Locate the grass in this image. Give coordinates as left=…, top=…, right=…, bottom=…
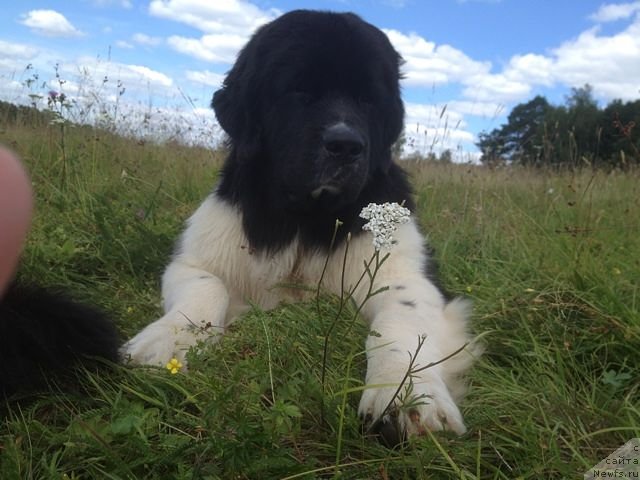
left=0, top=109, right=639, bottom=479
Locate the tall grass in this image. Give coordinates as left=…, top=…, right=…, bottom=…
left=0, top=107, right=638, bottom=479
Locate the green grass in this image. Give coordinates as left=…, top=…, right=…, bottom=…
left=1, top=114, right=638, bottom=479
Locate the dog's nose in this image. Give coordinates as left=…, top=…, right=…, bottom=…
left=323, top=124, right=365, bottom=159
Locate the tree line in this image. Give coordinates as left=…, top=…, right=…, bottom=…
left=477, top=85, right=640, bottom=168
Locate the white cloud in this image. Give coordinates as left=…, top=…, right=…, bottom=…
left=462, top=72, right=532, bottom=102
left=149, top=0, right=278, bottom=35
left=589, top=1, right=640, bottom=22
left=186, top=69, right=225, bottom=87
left=167, top=34, right=245, bottom=63
left=384, top=2, right=640, bottom=106
left=0, top=78, right=23, bottom=96
left=20, top=10, right=84, bottom=38
left=0, top=40, right=39, bottom=60
left=128, top=65, right=173, bottom=87
left=116, top=40, right=134, bottom=49
left=387, top=31, right=556, bottom=104
left=505, top=53, right=554, bottom=86
left=384, top=29, right=490, bottom=87
left=132, top=33, right=163, bottom=47
left=91, top=0, right=133, bottom=8
left=149, top=0, right=279, bottom=64
left=115, top=33, right=163, bottom=50
left=384, top=29, right=532, bottom=103
left=550, top=20, right=640, bottom=100
left=0, top=40, right=41, bottom=86
left=447, top=100, right=505, bottom=118
left=406, top=102, right=466, bottom=128
left=457, top=11, right=640, bottom=103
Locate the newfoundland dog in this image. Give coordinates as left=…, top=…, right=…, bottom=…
left=123, top=10, right=479, bottom=440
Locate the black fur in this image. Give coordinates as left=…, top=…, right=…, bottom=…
left=0, top=283, right=119, bottom=395
left=213, top=10, right=413, bottom=252
left=423, top=245, right=455, bottom=301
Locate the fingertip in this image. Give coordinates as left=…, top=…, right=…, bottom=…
left=0, top=147, right=33, bottom=293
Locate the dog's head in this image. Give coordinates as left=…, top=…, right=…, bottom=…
left=213, top=10, right=404, bottom=214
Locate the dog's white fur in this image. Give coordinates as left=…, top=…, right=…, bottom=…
left=123, top=192, right=478, bottom=435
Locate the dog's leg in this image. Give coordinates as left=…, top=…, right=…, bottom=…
left=122, top=260, right=229, bottom=366
left=346, top=222, right=478, bottom=440
left=359, top=291, right=474, bottom=438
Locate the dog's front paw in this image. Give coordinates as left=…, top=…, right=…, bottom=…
left=121, top=313, right=208, bottom=366
left=358, top=369, right=466, bottom=446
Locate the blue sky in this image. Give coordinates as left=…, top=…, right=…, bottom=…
left=2, top=1, right=640, bottom=159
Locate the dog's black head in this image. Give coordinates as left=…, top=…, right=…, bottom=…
left=214, top=10, right=412, bottom=251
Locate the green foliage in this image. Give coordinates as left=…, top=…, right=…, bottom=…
left=0, top=100, right=56, bottom=127
left=477, top=85, right=640, bottom=167
left=0, top=108, right=639, bottom=478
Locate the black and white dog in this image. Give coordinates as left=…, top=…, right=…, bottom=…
left=123, top=10, right=479, bottom=438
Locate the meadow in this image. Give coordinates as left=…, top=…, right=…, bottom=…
left=0, top=105, right=638, bottom=479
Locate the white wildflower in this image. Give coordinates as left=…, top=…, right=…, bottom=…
left=359, top=202, right=411, bottom=251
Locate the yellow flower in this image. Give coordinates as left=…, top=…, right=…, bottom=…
left=166, top=358, right=183, bottom=374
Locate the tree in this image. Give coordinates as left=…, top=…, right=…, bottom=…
left=501, top=95, right=551, bottom=165
left=477, top=95, right=550, bottom=165
left=565, top=84, right=597, bottom=109
left=564, top=84, right=601, bottom=165
left=600, top=99, right=640, bottom=166
left=477, top=128, right=507, bottom=164
left=476, top=84, right=640, bottom=168
left=439, top=149, right=453, bottom=163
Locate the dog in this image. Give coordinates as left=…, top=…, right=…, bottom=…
left=123, top=10, right=479, bottom=441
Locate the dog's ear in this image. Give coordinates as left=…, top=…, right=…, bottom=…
left=377, top=95, right=404, bottom=172
left=387, top=97, right=404, bottom=147
left=211, top=52, right=261, bottom=158
left=212, top=85, right=243, bottom=139
left=387, top=52, right=405, bottom=148
left=378, top=46, right=405, bottom=171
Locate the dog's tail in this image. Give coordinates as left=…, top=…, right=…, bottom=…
left=0, top=282, right=120, bottom=395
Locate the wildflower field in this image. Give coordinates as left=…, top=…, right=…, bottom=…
left=0, top=106, right=639, bottom=479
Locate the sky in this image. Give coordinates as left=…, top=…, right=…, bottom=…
left=2, top=0, right=640, bottom=159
